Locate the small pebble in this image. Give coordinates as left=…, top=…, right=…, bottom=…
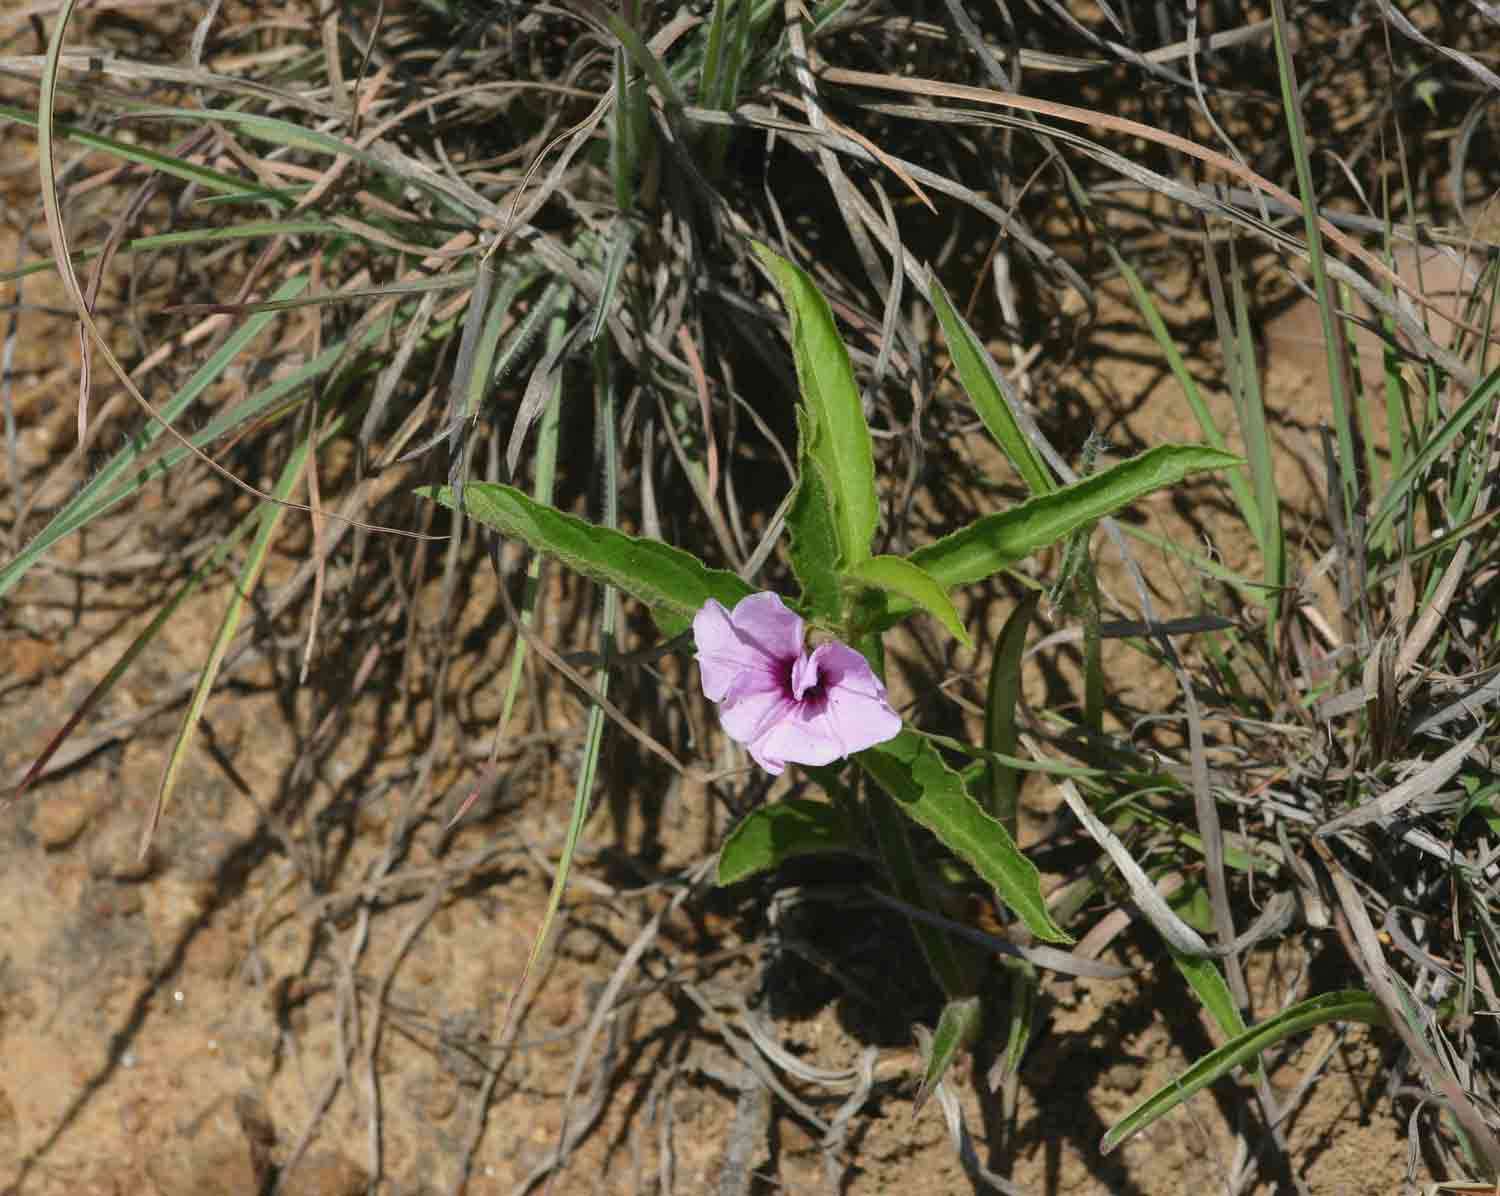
left=1103, top=1061, right=1144, bottom=1094
left=405, top=1069, right=458, bottom=1123
left=31, top=794, right=91, bottom=850
left=88, top=820, right=158, bottom=882
left=278, top=1150, right=369, bottom=1196
left=0, top=1084, right=16, bottom=1141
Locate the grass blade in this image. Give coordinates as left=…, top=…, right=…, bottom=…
left=0, top=273, right=310, bottom=601
left=929, top=275, right=1053, bottom=495
left=1101, top=990, right=1386, bottom=1154
left=141, top=422, right=312, bottom=853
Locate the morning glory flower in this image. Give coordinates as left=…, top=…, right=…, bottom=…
left=692, top=592, right=902, bottom=775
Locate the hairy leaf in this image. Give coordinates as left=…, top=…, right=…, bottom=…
left=910, top=444, right=1241, bottom=596
left=424, top=482, right=753, bottom=636
left=916, top=996, right=983, bottom=1115
left=717, top=798, right=860, bottom=885
left=858, top=730, right=1070, bottom=944
left=786, top=417, right=844, bottom=622
left=848, top=554, right=971, bottom=646
left=753, top=243, right=878, bottom=568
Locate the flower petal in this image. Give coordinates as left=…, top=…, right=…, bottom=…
left=694, top=599, right=763, bottom=701
left=790, top=649, right=821, bottom=701
left=695, top=594, right=900, bottom=776
left=728, top=592, right=805, bottom=663
left=746, top=740, right=788, bottom=776
left=805, top=642, right=902, bottom=757
left=750, top=707, right=847, bottom=771
left=817, top=679, right=903, bottom=757
left=811, top=642, right=888, bottom=697
left=719, top=684, right=796, bottom=753
left=693, top=593, right=802, bottom=703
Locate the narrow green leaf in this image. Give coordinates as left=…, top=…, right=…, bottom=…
left=752, top=243, right=878, bottom=568
left=1226, top=242, right=1285, bottom=644
left=1166, top=879, right=1219, bottom=933
left=492, top=307, right=570, bottom=747
left=423, top=482, right=753, bottom=635
left=0, top=103, right=293, bottom=203
left=858, top=730, right=1071, bottom=945
left=786, top=416, right=843, bottom=621
left=590, top=219, right=638, bottom=341
left=1112, top=245, right=1262, bottom=538
left=1101, top=990, right=1386, bottom=1155
left=1171, top=947, right=1258, bottom=1085
left=848, top=554, right=971, bottom=646
left=984, top=594, right=1039, bottom=827
left=0, top=219, right=338, bottom=285
left=998, top=959, right=1038, bottom=1105
left=172, top=271, right=478, bottom=315
left=573, top=0, right=684, bottom=111
left=498, top=338, right=621, bottom=1045
left=1268, top=0, right=1360, bottom=522
left=717, top=798, right=860, bottom=885
left=0, top=273, right=312, bottom=602
left=908, top=445, right=1241, bottom=598
left=700, top=0, right=733, bottom=107
left=915, top=996, right=983, bottom=1115
left=1368, top=364, right=1500, bottom=538
left=143, top=425, right=312, bottom=852
left=134, top=104, right=389, bottom=172
left=1171, top=952, right=1248, bottom=1039
left=929, top=276, right=1053, bottom=495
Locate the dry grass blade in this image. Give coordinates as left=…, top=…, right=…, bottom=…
left=1317, top=730, right=1483, bottom=836
left=817, top=67, right=1492, bottom=339
left=1313, top=837, right=1500, bottom=1171
left=1044, top=761, right=1212, bottom=958
left=29, top=6, right=445, bottom=543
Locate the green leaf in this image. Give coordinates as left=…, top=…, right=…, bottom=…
left=498, top=339, right=626, bottom=1047
left=424, top=482, right=753, bottom=636
left=1101, top=990, right=1386, bottom=1155
left=983, top=594, right=1038, bottom=826
left=915, top=996, right=983, bottom=1115
left=786, top=419, right=844, bottom=622
left=867, top=783, right=979, bottom=999
left=144, top=419, right=314, bottom=852
left=998, top=958, right=1038, bottom=1098
left=858, top=730, right=1071, bottom=944
left=0, top=103, right=296, bottom=204
left=717, top=798, right=860, bottom=885
left=0, top=273, right=313, bottom=602
left=929, top=276, right=1054, bottom=496
left=1171, top=952, right=1247, bottom=1039
left=848, top=554, right=972, bottom=647
left=909, top=444, right=1241, bottom=597
left=1167, top=879, right=1218, bottom=935
left=752, top=243, right=878, bottom=568
left=1367, top=364, right=1500, bottom=539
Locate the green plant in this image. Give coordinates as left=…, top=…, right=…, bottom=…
left=425, top=244, right=1240, bottom=1090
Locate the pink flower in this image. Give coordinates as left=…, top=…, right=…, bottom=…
left=693, top=593, right=902, bottom=775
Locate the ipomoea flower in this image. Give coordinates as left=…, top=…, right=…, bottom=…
left=693, top=592, right=901, bottom=775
